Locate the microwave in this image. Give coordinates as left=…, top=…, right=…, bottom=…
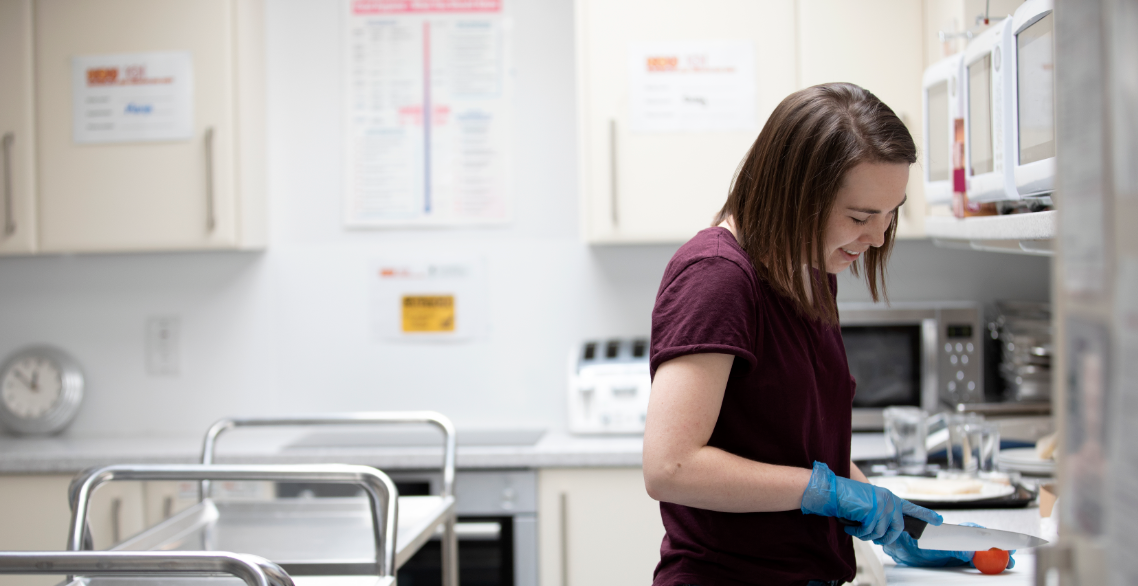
left=839, top=301, right=984, bottom=430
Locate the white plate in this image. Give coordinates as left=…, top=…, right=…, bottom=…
left=999, top=447, right=1057, bottom=474
left=869, top=475, right=1016, bottom=502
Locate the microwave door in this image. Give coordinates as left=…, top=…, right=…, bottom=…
left=843, top=325, right=924, bottom=430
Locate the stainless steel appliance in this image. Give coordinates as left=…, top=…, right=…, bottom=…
left=385, top=468, right=537, bottom=586
left=988, top=301, right=1052, bottom=402
left=282, top=429, right=542, bottom=586
left=840, top=302, right=984, bottom=430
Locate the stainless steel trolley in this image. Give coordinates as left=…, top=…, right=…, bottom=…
left=69, top=464, right=400, bottom=586
left=0, top=550, right=294, bottom=586
left=74, top=412, right=458, bottom=586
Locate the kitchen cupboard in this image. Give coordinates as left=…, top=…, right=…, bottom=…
left=797, top=0, right=927, bottom=238
left=576, top=0, right=928, bottom=243
left=0, top=0, right=38, bottom=254
left=575, top=0, right=799, bottom=244
left=0, top=0, right=266, bottom=256
left=537, top=467, right=664, bottom=586
left=0, top=475, right=151, bottom=586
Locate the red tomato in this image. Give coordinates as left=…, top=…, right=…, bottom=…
left=972, top=548, right=1010, bottom=575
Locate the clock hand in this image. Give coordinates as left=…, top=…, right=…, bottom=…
left=29, top=369, right=39, bottom=392
left=12, top=369, right=33, bottom=389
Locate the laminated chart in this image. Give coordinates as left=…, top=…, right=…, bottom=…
left=344, top=0, right=512, bottom=226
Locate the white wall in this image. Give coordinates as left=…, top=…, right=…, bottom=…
left=0, top=0, right=1051, bottom=437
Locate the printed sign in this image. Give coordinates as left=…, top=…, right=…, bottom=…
left=628, top=41, right=756, bottom=133
left=371, top=258, right=485, bottom=341
left=72, top=52, right=194, bottom=144
left=402, top=295, right=456, bottom=332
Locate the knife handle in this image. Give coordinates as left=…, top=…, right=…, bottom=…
left=836, top=515, right=929, bottom=539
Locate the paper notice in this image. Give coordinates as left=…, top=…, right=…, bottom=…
left=371, top=258, right=485, bottom=341
left=628, top=40, right=756, bottom=133
left=72, top=52, right=193, bottom=144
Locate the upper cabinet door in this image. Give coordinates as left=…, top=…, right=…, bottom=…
left=577, top=0, right=799, bottom=243
left=797, top=0, right=926, bottom=237
left=0, top=0, right=39, bottom=254
left=34, top=0, right=239, bottom=253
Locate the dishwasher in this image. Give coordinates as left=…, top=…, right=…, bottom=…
left=69, top=412, right=459, bottom=586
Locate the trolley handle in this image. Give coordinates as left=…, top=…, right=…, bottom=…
left=66, top=463, right=398, bottom=580
left=0, top=551, right=294, bottom=586
left=201, top=411, right=457, bottom=498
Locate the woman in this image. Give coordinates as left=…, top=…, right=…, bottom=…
left=642, top=83, right=1010, bottom=585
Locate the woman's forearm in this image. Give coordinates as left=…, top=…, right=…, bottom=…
left=643, top=444, right=813, bottom=513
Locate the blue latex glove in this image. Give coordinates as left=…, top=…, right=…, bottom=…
left=883, top=522, right=1017, bottom=569
left=800, top=461, right=943, bottom=545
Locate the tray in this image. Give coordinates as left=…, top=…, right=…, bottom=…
left=114, top=495, right=455, bottom=575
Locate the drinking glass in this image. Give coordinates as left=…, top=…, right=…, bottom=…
left=883, top=406, right=928, bottom=474
left=946, top=414, right=998, bottom=477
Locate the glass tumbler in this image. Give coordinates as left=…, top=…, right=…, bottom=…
left=946, top=411, right=983, bottom=477
left=883, top=406, right=928, bottom=474
left=970, top=420, right=1001, bottom=476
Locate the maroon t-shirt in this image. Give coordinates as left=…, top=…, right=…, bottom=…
left=649, top=227, right=856, bottom=586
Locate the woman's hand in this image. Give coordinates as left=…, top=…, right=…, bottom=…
left=799, top=461, right=942, bottom=545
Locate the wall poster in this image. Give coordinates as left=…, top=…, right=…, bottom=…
left=344, top=0, right=512, bottom=227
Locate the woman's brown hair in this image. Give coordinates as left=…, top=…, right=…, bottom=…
left=714, top=82, right=916, bottom=324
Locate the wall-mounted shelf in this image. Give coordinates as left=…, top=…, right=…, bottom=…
left=925, top=210, right=1056, bottom=256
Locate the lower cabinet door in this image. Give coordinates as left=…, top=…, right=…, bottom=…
left=538, top=468, right=665, bottom=586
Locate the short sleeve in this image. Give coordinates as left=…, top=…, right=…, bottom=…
left=650, top=256, right=760, bottom=378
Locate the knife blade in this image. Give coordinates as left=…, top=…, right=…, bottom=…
left=837, top=516, right=1049, bottom=551
left=909, top=519, right=1049, bottom=551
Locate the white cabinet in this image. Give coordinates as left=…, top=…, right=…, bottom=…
left=576, top=0, right=798, bottom=243
left=0, top=475, right=72, bottom=586
left=577, top=0, right=929, bottom=243
left=0, top=475, right=149, bottom=586
left=537, top=467, right=665, bottom=586
left=0, top=0, right=266, bottom=256
left=0, top=0, right=39, bottom=254
left=797, top=0, right=927, bottom=238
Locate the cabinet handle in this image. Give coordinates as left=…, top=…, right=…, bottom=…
left=2, top=132, right=14, bottom=237
left=609, top=119, right=619, bottom=228
left=204, top=127, right=216, bottom=232
left=559, top=492, right=569, bottom=586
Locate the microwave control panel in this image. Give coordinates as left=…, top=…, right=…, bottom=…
left=939, top=307, right=984, bottom=404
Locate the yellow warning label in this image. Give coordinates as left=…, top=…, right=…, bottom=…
left=401, top=295, right=455, bottom=333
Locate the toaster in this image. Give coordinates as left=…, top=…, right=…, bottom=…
left=567, top=338, right=652, bottom=434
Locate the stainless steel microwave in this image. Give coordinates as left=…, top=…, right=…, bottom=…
left=839, top=302, right=983, bottom=430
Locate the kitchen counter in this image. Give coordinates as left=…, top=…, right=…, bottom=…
left=0, top=430, right=893, bottom=474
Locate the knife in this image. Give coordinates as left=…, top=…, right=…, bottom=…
left=837, top=516, right=1049, bottom=551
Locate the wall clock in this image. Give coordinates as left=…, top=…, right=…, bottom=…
left=0, top=346, right=85, bottom=435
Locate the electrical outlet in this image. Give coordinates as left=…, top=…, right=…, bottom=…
left=146, top=316, right=180, bottom=376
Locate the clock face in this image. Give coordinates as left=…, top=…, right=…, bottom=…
left=2, top=357, right=63, bottom=419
